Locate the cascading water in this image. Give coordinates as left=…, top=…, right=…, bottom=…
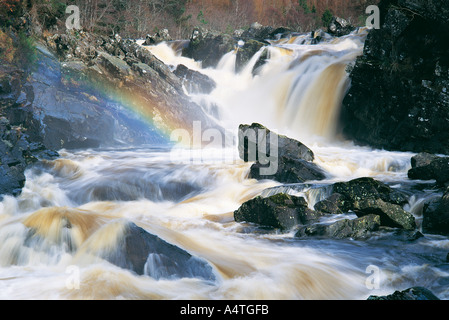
left=0, top=28, right=448, bottom=301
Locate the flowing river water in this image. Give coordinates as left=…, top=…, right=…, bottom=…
left=0, top=28, right=448, bottom=300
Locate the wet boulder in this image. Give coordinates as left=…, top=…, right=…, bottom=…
left=422, top=188, right=449, bottom=235
left=314, top=193, right=349, bottom=215
left=295, top=214, right=380, bottom=239
left=408, top=152, right=449, bottom=184
left=352, top=198, right=416, bottom=230
left=234, top=193, right=323, bottom=230
left=104, top=222, right=216, bottom=281
left=332, top=177, right=408, bottom=207
left=368, top=287, right=440, bottom=300
left=238, top=123, right=326, bottom=183
left=249, top=156, right=326, bottom=183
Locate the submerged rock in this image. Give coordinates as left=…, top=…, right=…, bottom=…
left=367, top=287, right=440, bottom=300
left=234, top=193, right=323, bottom=230
left=104, top=222, right=216, bottom=281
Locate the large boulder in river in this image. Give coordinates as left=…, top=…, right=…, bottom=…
left=340, top=0, right=449, bottom=155
left=238, top=123, right=326, bottom=183
left=234, top=193, right=323, bottom=230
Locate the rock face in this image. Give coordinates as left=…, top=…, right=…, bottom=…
left=340, top=0, right=449, bottom=155
left=0, top=117, right=45, bottom=198
left=234, top=193, right=322, bottom=231
left=104, top=222, right=216, bottom=281
left=36, top=30, right=221, bottom=150
left=238, top=123, right=326, bottom=183
left=368, top=287, right=440, bottom=300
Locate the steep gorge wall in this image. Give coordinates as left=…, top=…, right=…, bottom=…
left=340, top=0, right=449, bottom=154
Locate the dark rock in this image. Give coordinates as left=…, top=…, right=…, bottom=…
left=332, top=177, right=408, bottom=207
left=0, top=116, right=53, bottom=198
left=234, top=193, right=323, bottom=230
left=174, top=64, right=217, bottom=94
left=315, top=178, right=415, bottom=230
left=238, top=123, right=326, bottom=183
left=353, top=198, right=416, bottom=230
left=238, top=123, right=314, bottom=163
left=235, top=39, right=265, bottom=73
left=240, top=22, right=274, bottom=44
left=367, top=287, right=440, bottom=300
left=408, top=153, right=449, bottom=184
left=327, top=17, right=355, bottom=37
left=340, top=0, right=449, bottom=155
left=249, top=156, right=326, bottom=183
left=182, top=27, right=236, bottom=69
left=422, top=188, right=449, bottom=235
left=295, top=214, right=380, bottom=239
left=314, top=193, right=348, bottom=215
left=104, top=222, right=216, bottom=281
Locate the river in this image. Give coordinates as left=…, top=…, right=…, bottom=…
left=0, top=28, right=447, bottom=300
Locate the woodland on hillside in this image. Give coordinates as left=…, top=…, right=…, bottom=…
left=1, top=0, right=378, bottom=39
